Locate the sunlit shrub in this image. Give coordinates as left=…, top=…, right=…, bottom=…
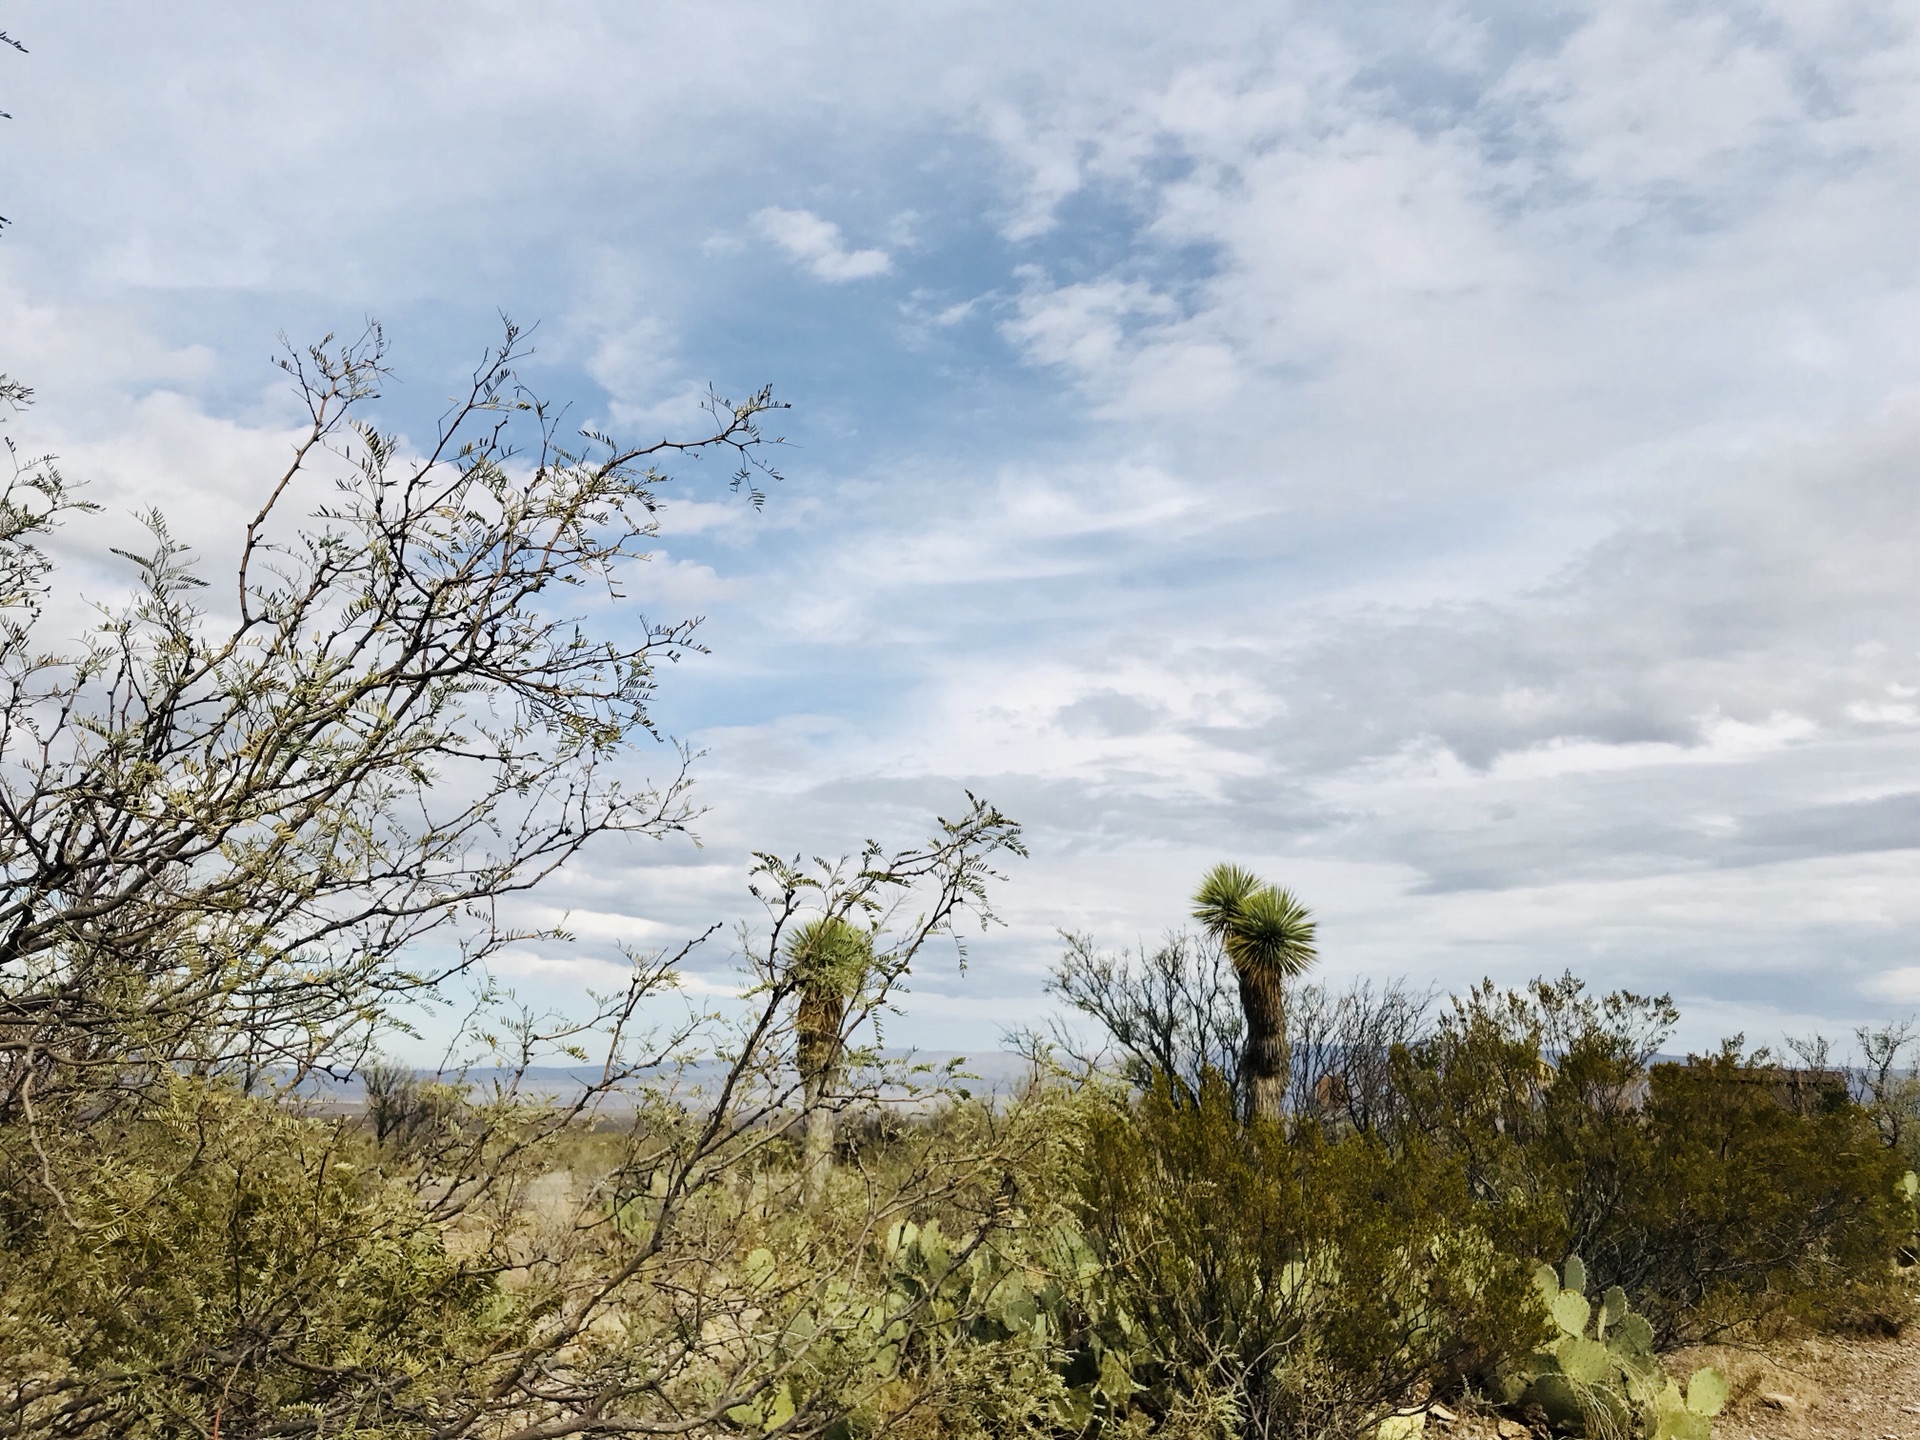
left=1072, top=1073, right=1545, bottom=1438
left=1392, top=978, right=1911, bottom=1343
left=1617, top=1049, right=1908, bottom=1337
left=0, top=1079, right=503, bottom=1437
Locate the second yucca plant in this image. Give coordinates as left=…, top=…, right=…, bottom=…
left=1191, top=863, right=1317, bottom=1122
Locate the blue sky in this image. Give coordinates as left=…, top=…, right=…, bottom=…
left=6, top=1, right=1920, bottom=1054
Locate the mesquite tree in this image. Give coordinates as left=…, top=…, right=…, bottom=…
left=0, top=323, right=778, bottom=1114
left=1191, top=863, right=1318, bottom=1123
left=0, top=796, right=1030, bottom=1438
left=0, top=329, right=1037, bottom=1438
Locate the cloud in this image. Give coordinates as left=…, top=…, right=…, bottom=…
left=11, top=0, right=1920, bottom=1054
left=751, top=207, right=892, bottom=282
left=1867, top=966, right=1920, bottom=1005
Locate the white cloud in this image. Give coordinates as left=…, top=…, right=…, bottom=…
left=751, top=207, right=891, bottom=282
left=1868, top=966, right=1920, bottom=1005
left=12, top=0, right=1920, bottom=1052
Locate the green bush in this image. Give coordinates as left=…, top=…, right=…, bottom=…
left=11, top=965, right=1912, bottom=1439
left=1392, top=977, right=1670, bottom=1275
left=1393, top=977, right=1910, bottom=1343
left=1612, top=1049, right=1908, bottom=1337
left=1072, top=1073, right=1545, bottom=1438
left=0, top=1079, right=503, bottom=1438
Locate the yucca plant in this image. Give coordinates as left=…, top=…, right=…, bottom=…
left=786, top=915, right=874, bottom=1201
left=1192, top=863, right=1318, bottom=1122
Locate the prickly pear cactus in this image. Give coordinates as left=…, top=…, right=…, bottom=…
left=1647, top=1370, right=1728, bottom=1440
left=1500, top=1257, right=1725, bottom=1439
left=719, top=1217, right=1143, bottom=1436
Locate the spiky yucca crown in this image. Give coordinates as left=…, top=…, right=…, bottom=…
left=1191, top=862, right=1318, bottom=980
left=785, top=916, right=873, bottom=1000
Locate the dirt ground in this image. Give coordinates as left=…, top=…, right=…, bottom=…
left=1698, top=1331, right=1920, bottom=1440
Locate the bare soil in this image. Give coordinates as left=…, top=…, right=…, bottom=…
left=1697, top=1331, right=1920, bottom=1440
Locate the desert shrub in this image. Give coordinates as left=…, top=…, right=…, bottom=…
left=1072, top=1073, right=1545, bottom=1439
left=1393, top=979, right=1910, bottom=1342
left=0, top=1079, right=502, bottom=1438
left=1393, top=976, right=1669, bottom=1281
left=723, top=1214, right=1124, bottom=1440
left=1852, top=1020, right=1920, bottom=1172
left=1047, top=930, right=1246, bottom=1110
left=0, top=806, right=1029, bottom=1440
left=1049, top=940, right=1920, bottom=1434
left=361, top=1059, right=467, bottom=1154
left=1283, top=978, right=1433, bottom=1136
left=0, top=1074, right=1084, bottom=1440
left=1603, top=1048, right=1908, bottom=1338
left=1046, top=934, right=1430, bottom=1136
left=0, top=319, right=1072, bottom=1437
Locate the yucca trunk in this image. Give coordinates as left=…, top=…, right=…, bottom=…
left=1192, top=863, right=1316, bottom=1127
left=1236, top=962, right=1290, bottom=1123
left=797, top=987, right=848, bottom=1204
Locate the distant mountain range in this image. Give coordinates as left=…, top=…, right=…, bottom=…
left=304, top=1051, right=1042, bottom=1109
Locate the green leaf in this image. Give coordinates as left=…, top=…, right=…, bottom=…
left=1533, top=1263, right=1561, bottom=1302
left=1625, top=1366, right=1664, bottom=1404
left=1552, top=1288, right=1591, bottom=1337
left=743, top=1247, right=777, bottom=1294
left=1686, top=1367, right=1729, bottom=1417
left=1052, top=1386, right=1096, bottom=1429
left=1561, top=1255, right=1587, bottom=1297
left=1585, top=1387, right=1633, bottom=1438
left=1495, top=1366, right=1530, bottom=1406
left=1653, top=1411, right=1710, bottom=1440
left=765, top=1384, right=796, bottom=1430
left=1096, top=1349, right=1136, bottom=1400
left=1609, top=1311, right=1654, bottom=1356
left=1558, top=1337, right=1614, bottom=1384
left=992, top=1277, right=1037, bottom=1332
left=1600, top=1284, right=1629, bottom=1330
left=1526, top=1373, right=1584, bottom=1429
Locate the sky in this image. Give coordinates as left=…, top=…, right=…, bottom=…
left=4, top=1, right=1920, bottom=1057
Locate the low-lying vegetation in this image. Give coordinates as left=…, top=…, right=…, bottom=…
left=7, top=932, right=1914, bottom=1438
